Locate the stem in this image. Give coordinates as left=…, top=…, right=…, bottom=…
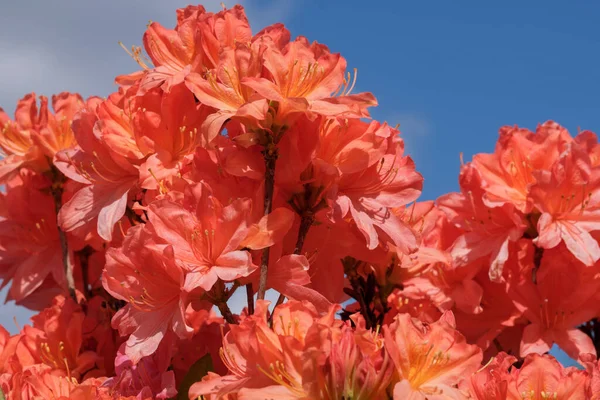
left=246, top=283, right=255, bottom=315
left=217, top=301, right=236, bottom=324
left=293, top=213, right=314, bottom=255
left=532, top=245, right=544, bottom=284
left=257, top=146, right=278, bottom=300
left=272, top=213, right=315, bottom=311
left=49, top=166, right=77, bottom=303
left=342, top=257, right=376, bottom=329
left=76, top=245, right=94, bottom=299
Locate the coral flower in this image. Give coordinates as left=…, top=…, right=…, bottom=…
left=242, top=36, right=377, bottom=124
left=438, top=164, right=526, bottom=281
left=0, top=94, right=49, bottom=181
left=33, top=93, right=97, bottom=158
left=0, top=171, right=66, bottom=306
left=384, top=312, right=483, bottom=399
left=55, top=100, right=139, bottom=242
left=462, top=352, right=517, bottom=400
left=21, top=295, right=97, bottom=380
left=509, top=246, right=600, bottom=362
left=102, top=226, right=190, bottom=363
left=530, top=140, right=600, bottom=266
left=506, top=354, right=587, bottom=400
left=117, top=5, right=252, bottom=94
left=472, top=122, right=572, bottom=213
left=145, top=183, right=254, bottom=291
left=323, top=120, right=423, bottom=253
left=133, top=84, right=212, bottom=189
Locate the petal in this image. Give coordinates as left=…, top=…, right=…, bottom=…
left=520, top=323, right=552, bottom=358
left=555, top=328, right=597, bottom=362
left=241, top=207, right=295, bottom=250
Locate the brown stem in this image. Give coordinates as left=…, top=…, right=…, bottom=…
left=49, top=165, right=77, bottom=303
left=532, top=245, right=544, bottom=284
left=257, top=146, right=278, bottom=300
left=217, top=301, right=236, bottom=324
left=246, top=283, right=255, bottom=315
left=293, top=213, right=314, bottom=255
left=271, top=213, right=315, bottom=314
left=75, top=245, right=94, bottom=299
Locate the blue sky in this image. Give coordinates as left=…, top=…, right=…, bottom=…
left=1, top=1, right=597, bottom=367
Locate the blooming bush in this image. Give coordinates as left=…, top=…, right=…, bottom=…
left=1, top=4, right=600, bottom=399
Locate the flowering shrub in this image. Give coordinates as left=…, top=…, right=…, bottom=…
left=1, top=4, right=600, bottom=399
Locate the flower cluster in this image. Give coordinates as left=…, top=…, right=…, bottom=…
left=1, top=3, right=600, bottom=399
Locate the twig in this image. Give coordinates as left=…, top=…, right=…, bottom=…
left=271, top=213, right=315, bottom=315
left=257, top=145, right=278, bottom=300
left=49, top=165, right=77, bottom=303
left=246, top=283, right=255, bottom=315
left=217, top=301, right=236, bottom=324
left=75, top=245, right=94, bottom=299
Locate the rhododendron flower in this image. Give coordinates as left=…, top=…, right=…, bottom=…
left=509, top=245, right=600, bottom=362
left=320, top=119, right=423, bottom=253
left=471, top=122, right=572, bottom=213
left=55, top=100, right=139, bottom=242
left=145, top=184, right=255, bottom=291
left=0, top=94, right=49, bottom=181
left=384, top=312, right=483, bottom=399
left=461, top=352, right=517, bottom=399
left=191, top=300, right=393, bottom=399
left=20, top=295, right=96, bottom=380
left=581, top=353, right=600, bottom=399
left=103, top=344, right=177, bottom=399
left=530, top=140, right=600, bottom=266
left=33, top=93, right=98, bottom=158
left=133, top=85, right=212, bottom=189
left=102, top=226, right=190, bottom=362
left=439, top=164, right=526, bottom=281
left=117, top=5, right=252, bottom=95
left=0, top=172, right=66, bottom=306
left=506, top=354, right=587, bottom=400
left=241, top=36, right=377, bottom=124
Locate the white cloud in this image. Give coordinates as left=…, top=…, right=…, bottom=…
left=0, top=0, right=293, bottom=115
left=387, top=112, right=432, bottom=138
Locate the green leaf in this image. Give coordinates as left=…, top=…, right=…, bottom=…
left=176, top=353, right=214, bottom=400
left=0, top=388, right=5, bottom=400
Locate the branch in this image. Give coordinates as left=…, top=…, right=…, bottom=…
left=245, top=283, right=255, bottom=315
left=257, top=145, right=278, bottom=300
left=271, top=212, right=315, bottom=313
left=49, top=165, right=77, bottom=303
left=75, top=245, right=94, bottom=300
left=217, top=301, right=237, bottom=325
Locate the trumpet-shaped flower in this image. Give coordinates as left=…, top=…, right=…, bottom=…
left=384, top=312, right=483, bottom=399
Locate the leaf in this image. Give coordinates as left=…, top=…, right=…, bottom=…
left=176, top=353, right=214, bottom=400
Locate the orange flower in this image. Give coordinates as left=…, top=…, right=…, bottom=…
left=509, top=245, right=600, bottom=362
left=102, top=227, right=190, bottom=363
left=145, top=182, right=255, bottom=291
left=22, top=295, right=97, bottom=380
left=506, top=354, right=587, bottom=400
left=132, top=84, right=212, bottom=190
left=0, top=171, right=65, bottom=306
left=472, top=122, right=571, bottom=213
left=0, top=94, right=49, bottom=182
left=384, top=312, right=483, bottom=399
left=530, top=138, right=600, bottom=266
left=461, top=352, right=517, bottom=400
left=117, top=5, right=251, bottom=95
left=54, top=98, right=139, bottom=242
left=438, top=164, right=526, bottom=281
